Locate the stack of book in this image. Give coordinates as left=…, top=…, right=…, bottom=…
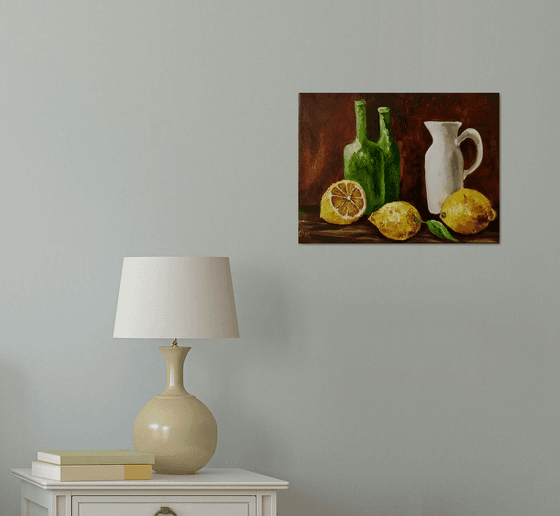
left=31, top=450, right=155, bottom=481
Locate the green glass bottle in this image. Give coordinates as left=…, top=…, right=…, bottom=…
left=343, top=100, right=385, bottom=214
left=377, top=107, right=400, bottom=203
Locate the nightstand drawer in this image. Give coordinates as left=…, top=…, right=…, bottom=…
left=72, top=495, right=256, bottom=516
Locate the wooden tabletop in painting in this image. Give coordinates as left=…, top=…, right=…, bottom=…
left=298, top=207, right=499, bottom=244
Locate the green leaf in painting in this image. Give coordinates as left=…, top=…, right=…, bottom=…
left=425, top=220, right=459, bottom=242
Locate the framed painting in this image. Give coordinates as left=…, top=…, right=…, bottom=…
left=298, top=93, right=499, bottom=244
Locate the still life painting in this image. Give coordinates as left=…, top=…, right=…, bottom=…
left=298, top=93, right=499, bottom=244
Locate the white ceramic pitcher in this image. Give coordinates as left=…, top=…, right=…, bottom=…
left=424, top=121, right=483, bottom=214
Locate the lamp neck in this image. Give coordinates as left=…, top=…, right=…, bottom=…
left=159, top=345, right=191, bottom=396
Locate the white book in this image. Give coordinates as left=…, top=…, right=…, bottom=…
left=37, top=450, right=155, bottom=465
left=31, top=461, right=152, bottom=481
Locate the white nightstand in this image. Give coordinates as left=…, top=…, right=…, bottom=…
left=12, top=467, right=288, bottom=516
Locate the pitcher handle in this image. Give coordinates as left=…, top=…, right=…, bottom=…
left=456, top=128, right=483, bottom=179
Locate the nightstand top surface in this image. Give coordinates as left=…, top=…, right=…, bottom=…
left=12, top=467, right=288, bottom=490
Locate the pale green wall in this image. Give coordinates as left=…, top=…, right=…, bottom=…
left=1, top=1, right=560, bottom=515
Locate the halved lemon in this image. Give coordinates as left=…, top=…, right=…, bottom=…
left=320, top=180, right=367, bottom=225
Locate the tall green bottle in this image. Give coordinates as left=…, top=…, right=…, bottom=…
left=343, top=100, right=385, bottom=214
left=377, top=107, right=400, bottom=203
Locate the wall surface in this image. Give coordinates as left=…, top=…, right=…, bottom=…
left=1, top=1, right=559, bottom=515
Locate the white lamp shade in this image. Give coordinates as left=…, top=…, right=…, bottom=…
left=113, top=257, right=239, bottom=339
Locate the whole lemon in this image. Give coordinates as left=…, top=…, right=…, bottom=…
left=440, top=188, right=497, bottom=234
left=320, top=180, right=367, bottom=225
left=369, top=201, right=421, bottom=241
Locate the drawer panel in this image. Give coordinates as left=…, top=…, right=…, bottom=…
left=72, top=495, right=256, bottom=516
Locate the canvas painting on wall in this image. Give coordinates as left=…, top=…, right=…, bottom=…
left=298, top=93, right=499, bottom=244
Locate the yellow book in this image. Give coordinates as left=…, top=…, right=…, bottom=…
left=37, top=450, right=155, bottom=465
left=31, top=461, right=152, bottom=481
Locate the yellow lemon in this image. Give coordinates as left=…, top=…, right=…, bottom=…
left=320, top=180, right=367, bottom=225
left=369, top=201, right=421, bottom=241
left=440, top=188, right=497, bottom=234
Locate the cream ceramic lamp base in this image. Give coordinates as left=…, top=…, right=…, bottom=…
left=133, top=346, right=217, bottom=474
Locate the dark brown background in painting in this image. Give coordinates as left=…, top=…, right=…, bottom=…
left=298, top=93, right=499, bottom=221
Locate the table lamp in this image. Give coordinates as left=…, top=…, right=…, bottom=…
left=113, top=257, right=239, bottom=474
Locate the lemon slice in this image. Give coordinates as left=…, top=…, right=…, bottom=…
left=320, top=180, right=367, bottom=225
